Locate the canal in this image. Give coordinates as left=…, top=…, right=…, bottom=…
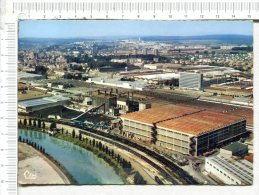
left=19, top=128, right=124, bottom=184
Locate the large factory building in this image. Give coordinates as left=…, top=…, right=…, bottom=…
left=120, top=105, right=246, bottom=156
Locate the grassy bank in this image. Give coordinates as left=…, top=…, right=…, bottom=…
left=18, top=123, right=134, bottom=184
left=18, top=119, right=148, bottom=184
left=55, top=133, right=132, bottom=184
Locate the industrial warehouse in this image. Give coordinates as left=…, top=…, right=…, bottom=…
left=18, top=96, right=70, bottom=113
left=120, top=105, right=247, bottom=156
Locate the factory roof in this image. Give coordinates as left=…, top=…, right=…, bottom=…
left=18, top=72, right=44, bottom=80
left=121, top=105, right=244, bottom=136
left=158, top=110, right=244, bottom=136
left=18, top=96, right=70, bottom=108
left=206, top=155, right=253, bottom=185
left=221, top=142, right=248, bottom=153
left=121, top=105, right=199, bottom=125
left=134, top=73, right=179, bottom=80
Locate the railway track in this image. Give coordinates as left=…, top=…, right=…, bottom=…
left=64, top=120, right=198, bottom=185
left=18, top=116, right=198, bottom=185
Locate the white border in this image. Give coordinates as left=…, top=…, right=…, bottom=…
left=0, top=0, right=258, bottom=195
left=17, top=20, right=259, bottom=195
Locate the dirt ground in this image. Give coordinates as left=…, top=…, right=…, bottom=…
left=18, top=142, right=70, bottom=185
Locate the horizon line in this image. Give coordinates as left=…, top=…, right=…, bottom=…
left=19, top=34, right=253, bottom=39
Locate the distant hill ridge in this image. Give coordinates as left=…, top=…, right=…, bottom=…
left=19, top=34, right=253, bottom=49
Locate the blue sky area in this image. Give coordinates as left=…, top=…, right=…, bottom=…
left=19, top=20, right=253, bottom=38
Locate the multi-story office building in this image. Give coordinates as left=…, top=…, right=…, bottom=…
left=153, top=49, right=159, bottom=56
left=179, top=72, right=203, bottom=90
left=120, top=105, right=246, bottom=156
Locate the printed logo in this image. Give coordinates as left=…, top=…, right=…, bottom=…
left=24, top=170, right=37, bottom=180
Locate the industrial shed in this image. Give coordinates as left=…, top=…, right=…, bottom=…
left=18, top=96, right=70, bottom=113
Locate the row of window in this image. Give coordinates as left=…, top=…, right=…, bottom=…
left=158, top=140, right=190, bottom=151
left=206, top=162, right=239, bottom=184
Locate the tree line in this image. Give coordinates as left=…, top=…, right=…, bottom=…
left=19, top=118, right=46, bottom=129
left=18, top=136, right=46, bottom=154
left=19, top=119, right=147, bottom=184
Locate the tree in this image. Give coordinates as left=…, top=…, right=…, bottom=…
left=122, top=159, right=127, bottom=168
left=72, top=129, right=75, bottom=138
left=111, top=149, right=114, bottom=158
left=35, top=65, right=48, bottom=75
left=128, top=161, right=132, bottom=170
left=33, top=120, right=37, bottom=127
left=38, top=119, right=41, bottom=128
left=134, top=172, right=146, bottom=184
left=99, top=142, right=102, bottom=150
left=23, top=118, right=27, bottom=126
left=117, top=154, right=121, bottom=163
left=50, top=122, right=56, bottom=131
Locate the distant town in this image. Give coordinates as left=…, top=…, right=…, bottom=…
left=18, top=32, right=253, bottom=185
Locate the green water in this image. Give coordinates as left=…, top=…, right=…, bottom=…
left=19, top=128, right=123, bottom=184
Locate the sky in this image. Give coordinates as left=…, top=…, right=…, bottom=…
left=19, top=20, right=253, bottom=38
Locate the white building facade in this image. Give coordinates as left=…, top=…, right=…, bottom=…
left=205, top=155, right=253, bottom=185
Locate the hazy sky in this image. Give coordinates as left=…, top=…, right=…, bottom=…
left=19, top=20, right=253, bottom=38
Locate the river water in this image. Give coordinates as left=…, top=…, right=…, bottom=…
left=19, top=128, right=123, bottom=184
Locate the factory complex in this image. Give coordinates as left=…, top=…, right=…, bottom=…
left=121, top=105, right=246, bottom=156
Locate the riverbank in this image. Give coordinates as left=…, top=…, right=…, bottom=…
left=18, top=123, right=156, bottom=184
left=18, top=142, right=72, bottom=185
left=54, top=133, right=133, bottom=184
left=19, top=128, right=126, bottom=184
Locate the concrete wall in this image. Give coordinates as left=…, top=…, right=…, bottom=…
left=205, top=158, right=241, bottom=185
